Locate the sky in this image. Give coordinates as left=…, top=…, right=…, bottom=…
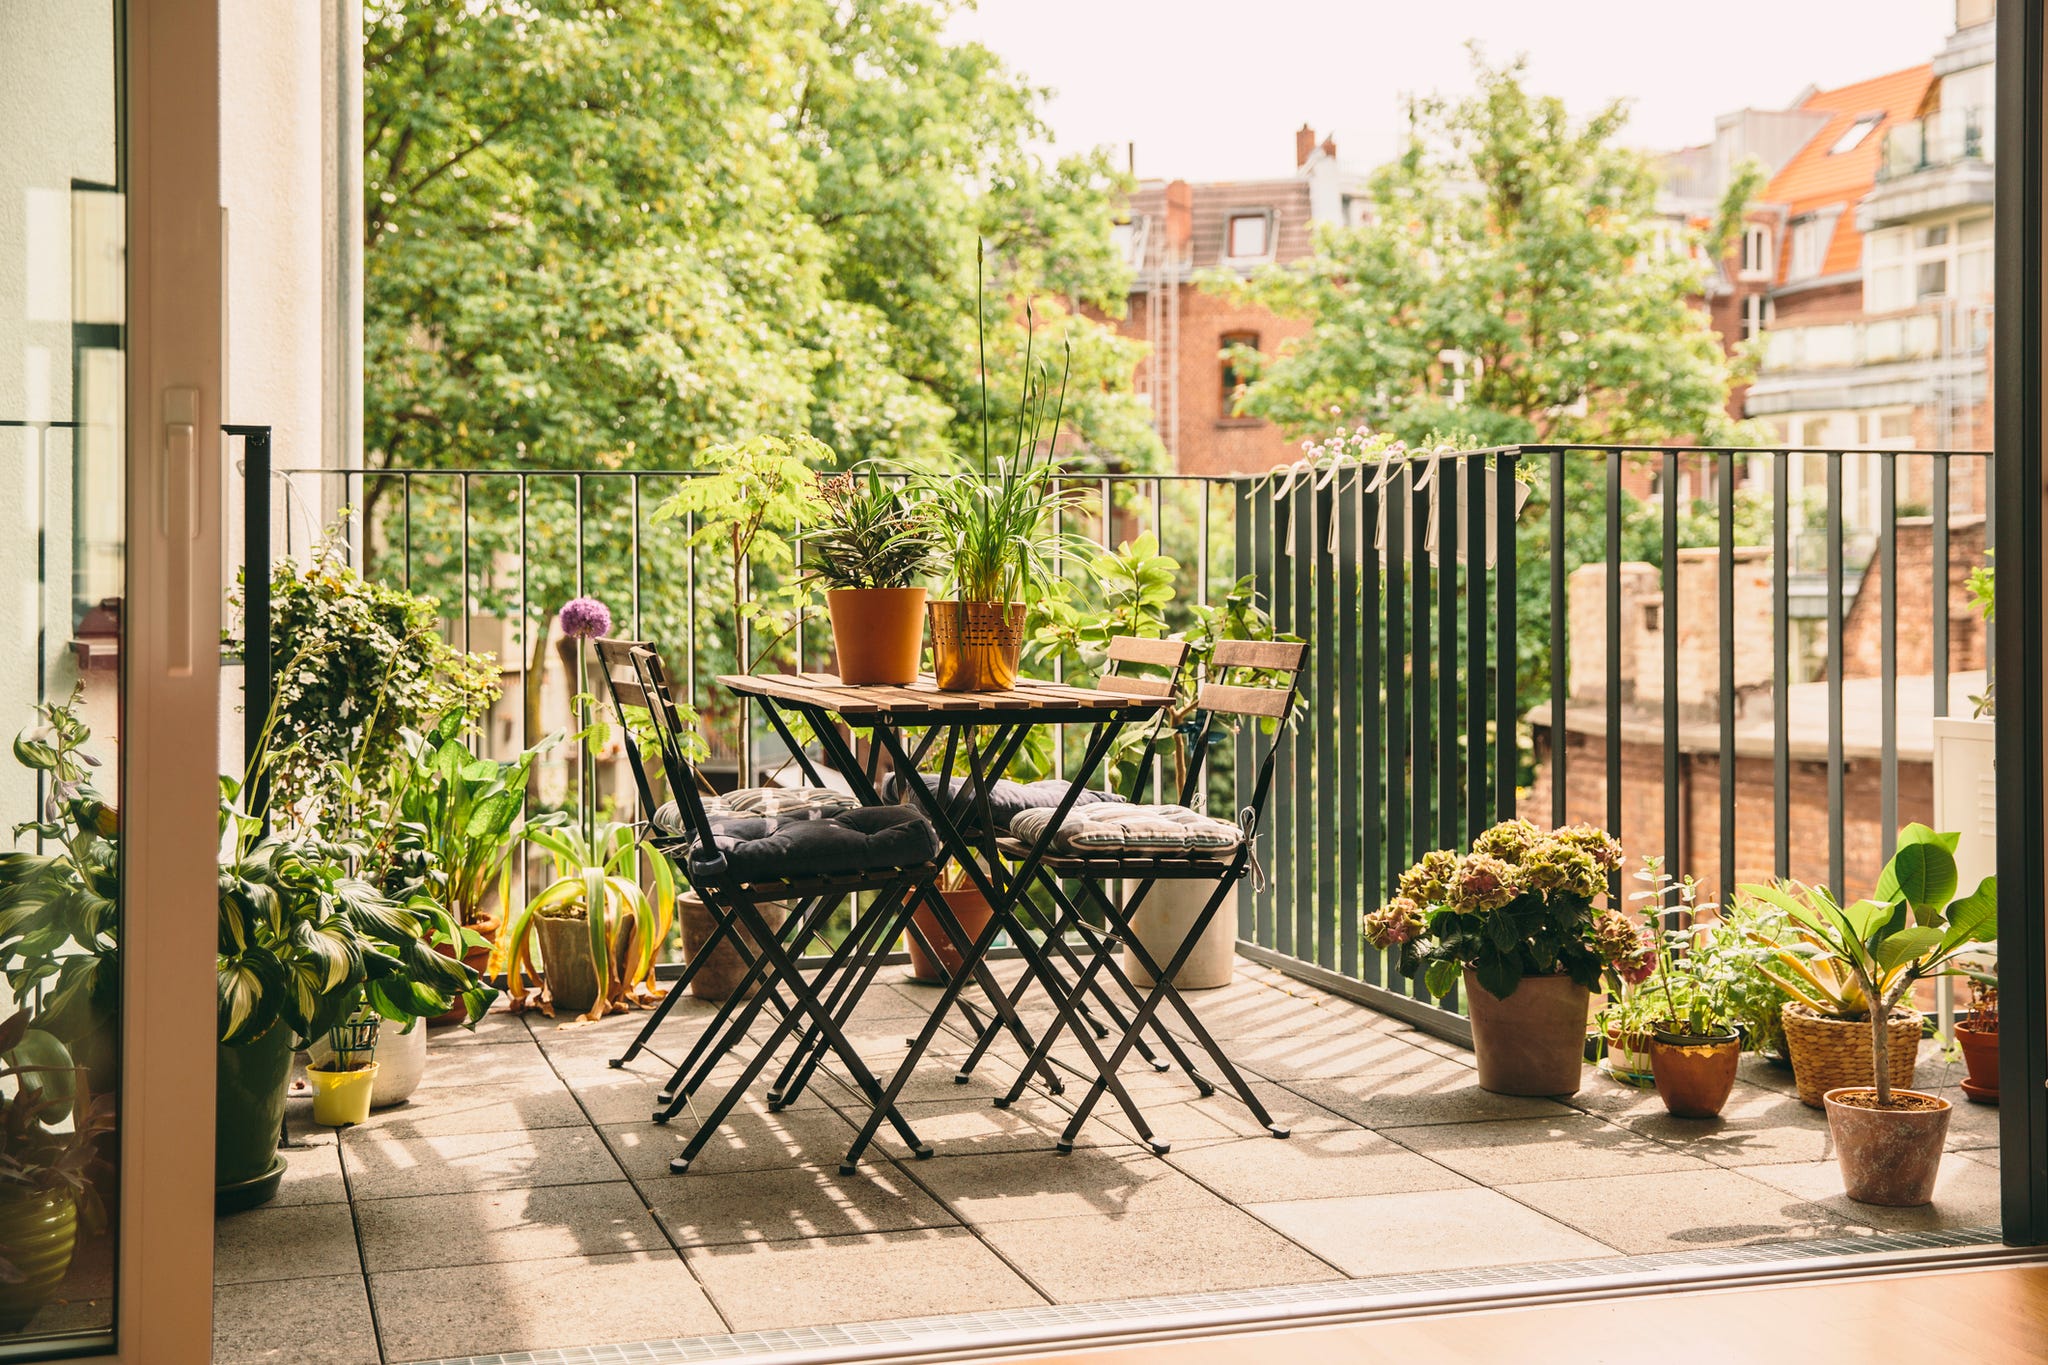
left=945, top=0, right=1960, bottom=182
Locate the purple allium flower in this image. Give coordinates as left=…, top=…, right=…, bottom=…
left=559, top=596, right=613, bottom=640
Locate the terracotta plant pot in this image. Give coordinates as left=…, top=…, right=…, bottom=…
left=679, top=893, right=791, bottom=1000
left=1650, top=1028, right=1742, bottom=1118
left=1781, top=1003, right=1921, bottom=1107
left=1824, top=1086, right=1952, bottom=1207
left=1955, top=1015, right=1999, bottom=1103
left=535, top=913, right=603, bottom=1015
left=1602, top=1025, right=1655, bottom=1087
left=428, top=921, right=496, bottom=1028
left=827, top=586, right=927, bottom=685
left=0, top=1191, right=78, bottom=1331
left=907, top=888, right=994, bottom=984
left=1464, top=969, right=1590, bottom=1097
left=928, top=600, right=1025, bottom=692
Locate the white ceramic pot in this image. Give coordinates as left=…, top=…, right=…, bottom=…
left=1121, top=878, right=1236, bottom=990
left=306, top=1017, right=428, bottom=1109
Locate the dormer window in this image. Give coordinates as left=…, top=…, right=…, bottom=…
left=1226, top=211, right=1272, bottom=261
left=1828, top=114, right=1882, bottom=155
left=1740, top=224, right=1773, bottom=280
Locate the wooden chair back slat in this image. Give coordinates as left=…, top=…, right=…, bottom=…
left=1105, top=636, right=1189, bottom=668
left=1105, top=676, right=1175, bottom=698
left=1211, top=639, right=1307, bottom=671
left=1194, top=681, right=1294, bottom=719
left=594, top=637, right=652, bottom=709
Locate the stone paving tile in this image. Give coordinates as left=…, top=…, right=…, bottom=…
left=1740, top=1155, right=2004, bottom=1233
left=1619, top=1088, right=1841, bottom=1169
left=424, top=1009, right=535, bottom=1048
left=272, top=1133, right=348, bottom=1206
left=976, top=1206, right=1342, bottom=1301
left=357, top=1080, right=589, bottom=1138
left=412, top=1040, right=559, bottom=1091
left=1225, top=1031, right=1451, bottom=1080
left=1384, top=1113, right=1712, bottom=1185
left=1281, top=1067, right=1579, bottom=1130
left=369, top=1252, right=725, bottom=1360
left=1932, top=1088, right=2002, bottom=1150
left=1162, top=1127, right=1471, bottom=1204
left=600, top=1108, right=862, bottom=1179
left=214, top=1200, right=362, bottom=1285
left=215, top=1273, right=379, bottom=1365
left=342, top=1125, right=625, bottom=1200
left=355, top=1181, right=666, bottom=1272
left=1096, top=1080, right=1357, bottom=1146
left=1497, top=1167, right=1860, bottom=1254
left=1248, top=1186, right=1619, bottom=1275
left=847, top=1093, right=1104, bottom=1158
left=640, top=1163, right=958, bottom=1247
left=686, top=1227, right=1045, bottom=1328
left=909, top=1144, right=1230, bottom=1225
left=1958, top=1144, right=2003, bottom=1171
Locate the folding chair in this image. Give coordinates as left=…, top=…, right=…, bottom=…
left=593, top=640, right=944, bottom=1172
left=992, top=639, right=1309, bottom=1152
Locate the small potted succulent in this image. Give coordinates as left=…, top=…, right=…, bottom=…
left=1743, top=824, right=1995, bottom=1206
left=1367, top=820, right=1630, bottom=1097
left=0, top=1010, right=112, bottom=1331
left=804, top=466, right=941, bottom=685
left=1632, top=860, right=1743, bottom=1119
left=1952, top=953, right=1999, bottom=1103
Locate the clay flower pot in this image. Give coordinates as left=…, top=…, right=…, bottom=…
left=907, top=888, right=994, bottom=984
left=1650, top=1028, right=1742, bottom=1118
left=1954, top=1014, right=1999, bottom=1104
left=827, top=586, right=927, bottom=685
left=1824, top=1086, right=1952, bottom=1207
left=1603, top=1025, right=1655, bottom=1086
left=1464, top=969, right=1590, bottom=1097
left=535, top=913, right=603, bottom=1015
left=928, top=600, right=1025, bottom=692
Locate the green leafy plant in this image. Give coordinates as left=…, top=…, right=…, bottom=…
left=1967, top=552, right=1994, bottom=716
left=1707, top=897, right=1799, bottom=1056
left=1629, top=858, right=1738, bottom=1038
left=1365, top=819, right=1631, bottom=1001
left=504, top=821, right=679, bottom=1022
left=0, top=1010, right=113, bottom=1277
left=802, top=466, right=940, bottom=591
left=1741, top=824, right=1996, bottom=1105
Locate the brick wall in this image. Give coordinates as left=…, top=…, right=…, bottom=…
left=1837, top=515, right=1988, bottom=679
left=1113, top=286, right=1310, bottom=478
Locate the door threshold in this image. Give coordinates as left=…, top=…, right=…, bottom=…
left=397, top=1227, right=2023, bottom=1365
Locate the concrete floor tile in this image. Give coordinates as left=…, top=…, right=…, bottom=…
left=1282, top=1069, right=1579, bottom=1130
left=342, top=1125, right=624, bottom=1199
left=977, top=1206, right=1341, bottom=1301
left=1098, top=1081, right=1355, bottom=1146
left=1741, top=1156, right=2004, bottom=1233
left=1958, top=1145, right=2002, bottom=1171
left=1163, top=1128, right=1471, bottom=1204
left=1248, top=1186, right=1619, bottom=1275
left=1498, top=1167, right=1859, bottom=1254
left=843, top=1094, right=1089, bottom=1157
left=370, top=1251, right=724, bottom=1359
left=424, top=1008, right=534, bottom=1048
left=687, top=1227, right=1045, bottom=1328
left=601, top=1108, right=861, bottom=1178
left=1385, top=1113, right=1710, bottom=1185
left=356, top=1181, right=665, bottom=1272
left=642, top=1163, right=958, bottom=1246
left=1226, top=1031, right=1451, bottom=1080
left=214, top=1273, right=378, bottom=1365
left=412, top=1040, right=557, bottom=1091
left=358, top=1080, right=587, bottom=1138
left=1929, top=1087, right=2003, bottom=1150
left=214, top=1201, right=361, bottom=1285
left=272, top=1134, right=348, bottom=1206
left=911, top=1144, right=1228, bottom=1225
left=1619, top=1089, right=1840, bottom=1168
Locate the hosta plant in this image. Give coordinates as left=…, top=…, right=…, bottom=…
left=1365, top=819, right=1630, bottom=1001
left=505, top=821, right=679, bottom=1022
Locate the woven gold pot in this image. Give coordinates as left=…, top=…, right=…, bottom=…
left=928, top=600, right=1025, bottom=692
left=1781, top=1003, right=1920, bottom=1108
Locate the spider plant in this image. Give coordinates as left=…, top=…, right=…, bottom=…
left=505, top=821, right=678, bottom=1022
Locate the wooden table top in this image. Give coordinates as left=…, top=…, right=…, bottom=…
left=718, top=671, right=1169, bottom=718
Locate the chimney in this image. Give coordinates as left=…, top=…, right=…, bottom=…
left=1321, top=135, right=1337, bottom=161
left=1165, top=179, right=1193, bottom=260
left=1296, top=124, right=1317, bottom=167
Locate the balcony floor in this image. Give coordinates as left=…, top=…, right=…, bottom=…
left=212, top=958, right=2001, bottom=1365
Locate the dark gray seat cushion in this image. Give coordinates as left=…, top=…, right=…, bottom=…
left=689, top=804, right=940, bottom=882
left=653, top=785, right=856, bottom=837
left=885, top=774, right=1127, bottom=832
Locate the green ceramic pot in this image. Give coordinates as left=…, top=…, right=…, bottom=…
left=215, top=1023, right=294, bottom=1212
left=0, top=1191, right=78, bottom=1332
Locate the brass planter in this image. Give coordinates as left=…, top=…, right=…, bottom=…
left=928, top=600, right=1025, bottom=692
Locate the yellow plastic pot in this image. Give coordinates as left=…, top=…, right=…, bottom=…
left=308, top=1062, right=379, bottom=1127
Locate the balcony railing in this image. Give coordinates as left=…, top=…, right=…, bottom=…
left=1877, top=106, right=1990, bottom=181
left=237, top=442, right=1992, bottom=1044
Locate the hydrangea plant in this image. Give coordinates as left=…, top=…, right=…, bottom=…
left=1365, top=819, right=1628, bottom=1001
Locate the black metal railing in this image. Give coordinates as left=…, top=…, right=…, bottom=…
left=236, top=442, right=1991, bottom=1042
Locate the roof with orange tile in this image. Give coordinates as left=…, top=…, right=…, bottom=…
left=1766, top=64, right=1934, bottom=283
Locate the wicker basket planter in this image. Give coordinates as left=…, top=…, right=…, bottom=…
left=1781, top=1003, right=1920, bottom=1108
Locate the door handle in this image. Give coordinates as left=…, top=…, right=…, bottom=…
left=161, top=386, right=199, bottom=675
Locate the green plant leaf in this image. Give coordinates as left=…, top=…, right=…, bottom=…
left=1874, top=834, right=1958, bottom=922
left=1873, top=925, right=1943, bottom=973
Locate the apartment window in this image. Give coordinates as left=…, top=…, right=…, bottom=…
left=1740, top=224, right=1773, bottom=279
left=1786, top=217, right=1829, bottom=280
left=1741, top=293, right=1771, bottom=341
left=1220, top=331, right=1258, bottom=415
left=1225, top=211, right=1271, bottom=261
left=1866, top=214, right=1992, bottom=310
left=1829, top=113, right=1882, bottom=155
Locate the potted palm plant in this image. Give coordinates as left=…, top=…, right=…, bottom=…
left=1742, top=824, right=1995, bottom=1205
left=1631, top=860, right=1743, bottom=1119
left=0, top=1010, right=112, bottom=1332
left=505, top=821, right=680, bottom=1022
left=804, top=466, right=940, bottom=685
left=1367, top=820, right=1632, bottom=1096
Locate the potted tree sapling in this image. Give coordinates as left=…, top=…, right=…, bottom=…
left=1742, top=824, right=1995, bottom=1206
left=804, top=466, right=941, bottom=685
left=1367, top=820, right=1632, bottom=1096
left=1632, top=859, right=1744, bottom=1119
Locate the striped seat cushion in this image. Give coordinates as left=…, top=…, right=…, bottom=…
left=654, top=785, right=856, bottom=835
left=1009, top=804, right=1243, bottom=857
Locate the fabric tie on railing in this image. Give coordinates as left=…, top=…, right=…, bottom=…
left=1238, top=805, right=1266, bottom=892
